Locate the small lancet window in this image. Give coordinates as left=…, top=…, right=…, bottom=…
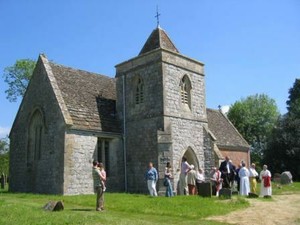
left=136, top=78, right=144, bottom=105
left=27, top=109, right=44, bottom=166
left=180, top=75, right=192, bottom=109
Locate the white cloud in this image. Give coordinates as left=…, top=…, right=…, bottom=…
left=0, top=126, right=11, bottom=138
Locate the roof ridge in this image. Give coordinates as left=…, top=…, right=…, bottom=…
left=49, top=61, right=114, bottom=79
left=218, top=110, right=250, bottom=147
left=41, top=54, right=74, bottom=126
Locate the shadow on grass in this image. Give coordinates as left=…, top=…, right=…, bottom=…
left=71, top=208, right=94, bottom=212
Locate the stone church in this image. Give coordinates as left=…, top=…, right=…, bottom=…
left=9, top=26, right=250, bottom=195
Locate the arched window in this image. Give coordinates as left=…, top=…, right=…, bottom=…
left=135, top=77, right=144, bottom=104
left=180, top=75, right=192, bottom=109
left=27, top=109, right=44, bottom=165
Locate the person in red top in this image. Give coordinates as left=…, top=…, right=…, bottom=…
left=211, top=167, right=222, bottom=196
left=259, top=165, right=272, bottom=197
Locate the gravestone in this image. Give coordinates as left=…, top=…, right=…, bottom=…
left=219, top=188, right=232, bottom=199
left=43, top=201, right=64, bottom=211
left=248, top=192, right=259, bottom=198
left=281, top=171, right=293, bottom=185
left=0, top=174, right=5, bottom=189
left=197, top=182, right=212, bottom=197
left=232, top=190, right=239, bottom=195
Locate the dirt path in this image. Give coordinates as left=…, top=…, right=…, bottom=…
left=206, top=194, right=300, bottom=225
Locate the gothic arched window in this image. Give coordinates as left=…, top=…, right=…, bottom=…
left=180, top=75, right=192, bottom=110
left=27, top=109, right=44, bottom=165
left=135, top=77, right=144, bottom=104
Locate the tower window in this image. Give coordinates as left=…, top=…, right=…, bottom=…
left=135, top=78, right=144, bottom=104
left=180, top=75, right=192, bottom=109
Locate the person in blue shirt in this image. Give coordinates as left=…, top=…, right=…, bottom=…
left=145, top=162, right=158, bottom=196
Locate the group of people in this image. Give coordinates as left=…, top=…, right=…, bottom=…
left=144, top=156, right=272, bottom=198
left=215, top=156, right=272, bottom=197
left=144, top=158, right=205, bottom=197
left=92, top=156, right=273, bottom=211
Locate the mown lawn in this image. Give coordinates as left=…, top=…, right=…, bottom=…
left=0, top=186, right=249, bottom=225
left=271, top=181, right=300, bottom=195
left=1, top=182, right=299, bottom=225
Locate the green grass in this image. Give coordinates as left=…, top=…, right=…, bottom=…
left=271, top=182, right=300, bottom=195
left=0, top=186, right=249, bottom=225
left=2, top=182, right=299, bottom=225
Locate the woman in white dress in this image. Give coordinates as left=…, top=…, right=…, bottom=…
left=259, top=165, right=272, bottom=197
left=238, top=162, right=250, bottom=196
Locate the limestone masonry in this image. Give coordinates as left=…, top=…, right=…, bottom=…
left=9, top=27, right=250, bottom=194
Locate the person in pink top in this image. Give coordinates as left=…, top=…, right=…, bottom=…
left=211, top=167, right=222, bottom=196
left=179, top=157, right=192, bottom=195
left=98, top=163, right=107, bottom=192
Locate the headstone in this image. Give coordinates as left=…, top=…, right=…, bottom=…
left=232, top=190, right=239, bottom=195
left=219, top=188, right=232, bottom=199
left=0, top=174, right=5, bottom=189
left=43, top=201, right=64, bottom=211
left=197, top=182, right=212, bottom=197
left=280, top=171, right=293, bottom=185
left=248, top=192, right=259, bottom=198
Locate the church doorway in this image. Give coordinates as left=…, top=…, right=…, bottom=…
left=182, top=147, right=199, bottom=170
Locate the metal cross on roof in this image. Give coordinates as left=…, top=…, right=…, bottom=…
left=155, top=5, right=161, bottom=27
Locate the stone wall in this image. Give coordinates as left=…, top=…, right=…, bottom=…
left=125, top=118, right=163, bottom=193
left=116, top=49, right=215, bottom=194
left=116, top=51, right=165, bottom=193
left=166, top=117, right=207, bottom=191
left=161, top=50, right=215, bottom=190
left=9, top=58, right=66, bottom=194
left=64, top=130, right=123, bottom=195
left=162, top=51, right=206, bottom=121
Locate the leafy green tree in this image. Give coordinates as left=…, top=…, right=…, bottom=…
left=0, top=138, right=9, bottom=175
left=3, top=59, right=36, bottom=102
left=287, top=79, right=300, bottom=116
left=227, top=94, right=280, bottom=164
left=0, top=138, right=9, bottom=154
left=264, top=79, right=300, bottom=180
left=0, top=153, right=9, bottom=175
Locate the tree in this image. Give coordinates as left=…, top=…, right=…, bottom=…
left=264, top=79, right=300, bottom=180
left=287, top=79, right=300, bottom=116
left=0, top=138, right=9, bottom=175
left=227, top=94, right=280, bottom=164
left=3, top=59, right=36, bottom=102
left=0, top=138, right=9, bottom=154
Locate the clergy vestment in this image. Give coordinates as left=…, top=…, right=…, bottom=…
left=238, top=167, right=250, bottom=196
left=260, top=169, right=272, bottom=196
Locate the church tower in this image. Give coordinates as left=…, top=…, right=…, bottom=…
left=116, top=27, right=215, bottom=193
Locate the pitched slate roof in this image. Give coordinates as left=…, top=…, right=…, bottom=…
left=207, top=109, right=249, bottom=150
left=49, top=61, right=120, bottom=133
left=139, top=27, right=179, bottom=55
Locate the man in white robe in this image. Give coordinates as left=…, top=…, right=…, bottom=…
left=259, top=165, right=272, bottom=197
left=238, top=162, right=250, bottom=196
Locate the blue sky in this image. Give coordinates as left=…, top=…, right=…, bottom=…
left=0, top=0, right=299, bottom=138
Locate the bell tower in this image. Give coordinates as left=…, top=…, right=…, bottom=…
left=116, top=27, right=214, bottom=193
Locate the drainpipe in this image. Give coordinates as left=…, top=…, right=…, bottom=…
left=122, top=74, right=128, bottom=192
